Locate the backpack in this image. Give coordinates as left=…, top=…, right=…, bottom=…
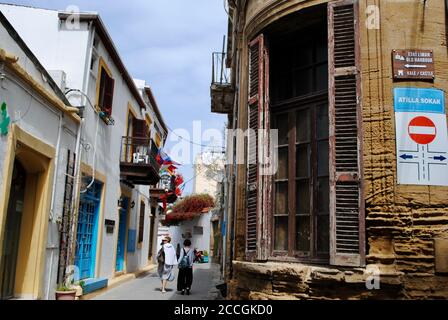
left=157, top=247, right=165, bottom=264
left=178, top=249, right=190, bottom=269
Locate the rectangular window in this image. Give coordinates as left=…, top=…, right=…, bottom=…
left=97, top=60, right=115, bottom=116
left=193, top=226, right=204, bottom=235
left=271, top=99, right=329, bottom=261
left=269, top=9, right=330, bottom=263
left=138, top=201, right=145, bottom=243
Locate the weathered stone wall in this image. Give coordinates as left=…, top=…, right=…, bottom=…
left=227, top=0, right=448, bottom=300
left=360, top=0, right=448, bottom=299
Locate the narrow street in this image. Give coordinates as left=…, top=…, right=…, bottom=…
left=93, top=264, right=223, bottom=300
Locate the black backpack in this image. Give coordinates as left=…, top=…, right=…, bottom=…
left=157, top=247, right=165, bottom=264
left=179, top=249, right=190, bottom=269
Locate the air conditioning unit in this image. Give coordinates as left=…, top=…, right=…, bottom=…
left=48, top=70, right=67, bottom=93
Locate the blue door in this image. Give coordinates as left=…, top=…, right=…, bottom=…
left=75, top=182, right=102, bottom=280
left=115, top=198, right=128, bottom=272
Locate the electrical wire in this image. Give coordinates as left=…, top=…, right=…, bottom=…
left=2, top=74, right=57, bottom=123
left=178, top=154, right=225, bottom=192
left=80, top=112, right=100, bottom=193
left=11, top=92, right=33, bottom=124
left=65, top=88, right=98, bottom=114
left=65, top=87, right=101, bottom=193
left=165, top=124, right=226, bottom=150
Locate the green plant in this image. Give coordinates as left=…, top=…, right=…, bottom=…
left=203, top=250, right=209, bottom=257
left=57, top=284, right=76, bottom=292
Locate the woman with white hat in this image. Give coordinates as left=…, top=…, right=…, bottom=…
left=157, top=236, right=178, bottom=293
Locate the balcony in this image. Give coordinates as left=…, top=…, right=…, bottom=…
left=120, top=137, right=160, bottom=186
left=150, top=174, right=178, bottom=204
left=211, top=52, right=234, bottom=114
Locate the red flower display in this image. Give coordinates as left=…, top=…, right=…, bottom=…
left=160, top=194, right=215, bottom=227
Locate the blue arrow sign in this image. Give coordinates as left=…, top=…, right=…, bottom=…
left=433, top=155, right=447, bottom=161
left=400, top=154, right=414, bottom=160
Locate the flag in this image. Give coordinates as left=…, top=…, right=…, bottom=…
left=166, top=165, right=177, bottom=175
left=175, top=173, right=184, bottom=186
left=157, top=148, right=181, bottom=166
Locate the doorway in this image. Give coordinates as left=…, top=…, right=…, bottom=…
left=74, top=181, right=102, bottom=280
left=0, top=161, right=26, bottom=299
left=115, top=197, right=129, bottom=273
left=148, top=206, right=156, bottom=260
left=0, top=128, right=54, bottom=300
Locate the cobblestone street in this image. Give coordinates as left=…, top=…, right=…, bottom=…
left=93, top=264, right=223, bottom=300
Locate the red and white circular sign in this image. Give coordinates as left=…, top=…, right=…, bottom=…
left=408, top=116, right=437, bottom=145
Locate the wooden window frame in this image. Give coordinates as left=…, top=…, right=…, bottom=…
left=252, top=0, right=365, bottom=267
left=95, top=57, right=115, bottom=117
left=269, top=93, right=329, bottom=264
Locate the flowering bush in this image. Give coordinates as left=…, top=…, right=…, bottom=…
left=160, top=194, right=215, bottom=226
left=172, top=194, right=215, bottom=214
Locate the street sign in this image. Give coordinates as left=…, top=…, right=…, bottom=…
left=408, top=116, right=437, bottom=145
left=392, top=49, right=435, bottom=80
left=394, top=88, right=448, bottom=186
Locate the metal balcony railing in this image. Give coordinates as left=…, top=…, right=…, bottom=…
left=120, top=136, right=160, bottom=171
left=212, top=52, right=231, bottom=86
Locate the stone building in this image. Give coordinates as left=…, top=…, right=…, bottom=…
left=211, top=0, right=448, bottom=299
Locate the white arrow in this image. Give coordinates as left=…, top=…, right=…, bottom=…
left=404, top=64, right=427, bottom=68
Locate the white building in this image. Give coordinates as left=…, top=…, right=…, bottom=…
left=0, top=4, right=170, bottom=299
left=0, top=11, right=80, bottom=300
left=168, top=152, right=225, bottom=259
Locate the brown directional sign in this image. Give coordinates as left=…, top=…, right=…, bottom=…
left=392, top=49, right=435, bottom=80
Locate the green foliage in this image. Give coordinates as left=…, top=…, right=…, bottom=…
left=57, top=284, right=76, bottom=292
left=0, top=102, right=11, bottom=136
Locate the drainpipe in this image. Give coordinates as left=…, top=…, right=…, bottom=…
left=51, top=21, right=95, bottom=298
left=228, top=44, right=240, bottom=281
left=66, top=20, right=95, bottom=271
left=45, top=110, right=63, bottom=300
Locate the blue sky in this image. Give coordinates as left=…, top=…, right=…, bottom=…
left=4, top=0, right=228, bottom=194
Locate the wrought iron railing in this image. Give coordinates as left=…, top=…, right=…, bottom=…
left=212, top=51, right=231, bottom=86
left=120, top=136, right=160, bottom=171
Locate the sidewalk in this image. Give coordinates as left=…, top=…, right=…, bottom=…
left=92, top=263, right=223, bottom=300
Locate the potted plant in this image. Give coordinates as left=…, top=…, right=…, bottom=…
left=55, top=284, right=77, bottom=300
left=55, top=279, right=84, bottom=300
left=203, top=250, right=209, bottom=263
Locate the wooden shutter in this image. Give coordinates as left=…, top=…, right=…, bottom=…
left=328, top=0, right=365, bottom=267
left=103, top=73, right=115, bottom=116
left=246, top=34, right=269, bottom=260
left=133, top=119, right=149, bottom=138
left=138, top=202, right=145, bottom=243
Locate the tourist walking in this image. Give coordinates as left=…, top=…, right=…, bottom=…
left=177, top=239, right=195, bottom=295
left=157, top=236, right=178, bottom=293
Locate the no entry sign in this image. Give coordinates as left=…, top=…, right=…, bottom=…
left=394, top=88, right=448, bottom=186
left=408, top=116, right=437, bottom=145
